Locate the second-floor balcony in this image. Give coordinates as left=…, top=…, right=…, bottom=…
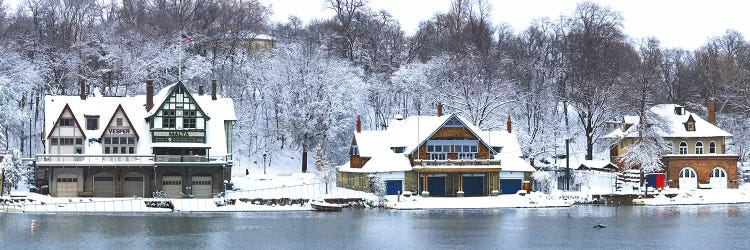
left=155, top=155, right=208, bottom=162
left=413, top=159, right=502, bottom=166
left=36, top=154, right=155, bottom=166
left=36, top=153, right=233, bottom=166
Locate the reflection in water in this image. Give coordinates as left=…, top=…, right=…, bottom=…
left=2, top=204, right=750, bottom=249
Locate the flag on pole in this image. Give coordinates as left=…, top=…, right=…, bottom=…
left=181, top=34, right=193, bottom=44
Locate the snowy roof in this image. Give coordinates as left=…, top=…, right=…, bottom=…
left=605, top=104, right=732, bottom=139
left=339, top=114, right=534, bottom=173
left=574, top=160, right=618, bottom=172
left=623, top=115, right=639, bottom=125
left=44, top=81, right=236, bottom=156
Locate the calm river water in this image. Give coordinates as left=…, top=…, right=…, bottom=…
left=2, top=204, right=749, bottom=249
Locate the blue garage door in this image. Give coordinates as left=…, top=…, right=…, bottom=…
left=385, top=180, right=403, bottom=195
left=501, top=179, right=522, bottom=194
left=463, top=177, right=484, bottom=196
left=426, top=177, right=445, bottom=196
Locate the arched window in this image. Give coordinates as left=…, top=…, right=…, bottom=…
left=679, top=141, right=688, bottom=154
left=710, top=167, right=726, bottom=178
left=666, top=141, right=674, bottom=154
left=679, top=167, right=697, bottom=178
left=709, top=141, right=716, bottom=154
left=695, top=141, right=704, bottom=154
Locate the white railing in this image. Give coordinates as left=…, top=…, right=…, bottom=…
left=36, top=154, right=155, bottom=165
left=36, top=154, right=233, bottom=165
left=413, top=159, right=501, bottom=166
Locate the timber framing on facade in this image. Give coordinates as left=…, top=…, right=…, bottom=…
left=338, top=104, right=535, bottom=197
left=36, top=80, right=236, bottom=198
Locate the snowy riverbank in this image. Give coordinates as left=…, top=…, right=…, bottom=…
left=387, top=192, right=572, bottom=210
left=632, top=186, right=750, bottom=206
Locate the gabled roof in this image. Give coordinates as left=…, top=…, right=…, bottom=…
left=605, top=104, right=732, bottom=139
left=44, top=81, right=237, bottom=157
left=405, top=114, right=496, bottom=155
left=340, top=114, right=534, bottom=173
left=146, top=81, right=211, bottom=120
left=46, top=104, right=86, bottom=139
left=99, top=104, right=140, bottom=140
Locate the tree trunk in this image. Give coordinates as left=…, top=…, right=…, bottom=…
left=301, top=148, right=308, bottom=173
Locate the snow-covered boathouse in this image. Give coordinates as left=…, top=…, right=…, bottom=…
left=605, top=103, right=738, bottom=189
left=36, top=80, right=236, bottom=198
left=338, top=104, right=534, bottom=197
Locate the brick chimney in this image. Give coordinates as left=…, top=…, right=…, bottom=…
left=198, top=85, right=204, bottom=96
left=146, top=80, right=154, bottom=111
left=211, top=80, right=217, bottom=100
left=708, top=99, right=716, bottom=125
left=506, top=115, right=512, bottom=133
left=437, top=102, right=443, bottom=117
left=79, top=79, right=86, bottom=100
left=356, top=115, right=361, bottom=133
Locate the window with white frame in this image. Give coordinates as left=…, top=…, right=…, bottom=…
left=60, top=118, right=74, bottom=127
left=351, top=145, right=359, bottom=156
left=679, top=141, right=688, bottom=154
left=426, top=140, right=479, bottom=160
left=103, top=136, right=136, bottom=154
left=666, top=141, right=674, bottom=154
left=427, top=144, right=449, bottom=160
left=709, top=141, right=716, bottom=154
left=695, top=141, right=704, bottom=154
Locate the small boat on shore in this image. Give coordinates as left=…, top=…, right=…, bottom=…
left=311, top=202, right=343, bottom=212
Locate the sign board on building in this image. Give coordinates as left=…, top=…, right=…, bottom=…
left=107, top=128, right=131, bottom=134
left=153, top=131, right=204, bottom=137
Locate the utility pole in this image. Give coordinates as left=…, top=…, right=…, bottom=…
left=565, top=138, right=571, bottom=190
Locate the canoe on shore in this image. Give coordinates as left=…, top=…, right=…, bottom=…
left=311, top=202, right=343, bottom=212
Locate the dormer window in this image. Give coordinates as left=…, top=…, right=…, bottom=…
left=391, top=147, right=405, bottom=153
left=351, top=145, right=359, bottom=156
left=685, top=115, right=696, bottom=131
left=674, top=106, right=685, bottom=115
left=492, top=147, right=502, bottom=153
left=86, top=116, right=99, bottom=130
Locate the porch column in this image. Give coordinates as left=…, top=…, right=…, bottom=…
left=421, top=172, right=429, bottom=197
left=491, top=171, right=500, bottom=196
left=457, top=173, right=464, bottom=197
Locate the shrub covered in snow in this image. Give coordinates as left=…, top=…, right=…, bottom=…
left=531, top=171, right=555, bottom=194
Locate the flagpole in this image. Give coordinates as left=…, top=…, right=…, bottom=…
left=178, top=42, right=182, bottom=81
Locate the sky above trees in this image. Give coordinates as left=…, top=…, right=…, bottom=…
left=260, top=0, right=749, bottom=50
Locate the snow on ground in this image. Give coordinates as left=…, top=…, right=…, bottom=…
left=228, top=173, right=377, bottom=200
left=633, top=184, right=750, bottom=206
left=387, top=192, right=572, bottom=210
left=1, top=174, right=376, bottom=213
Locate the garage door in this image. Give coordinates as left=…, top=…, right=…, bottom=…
left=385, top=180, right=403, bottom=195
left=463, top=176, right=484, bottom=196
left=162, top=176, right=183, bottom=198
left=710, top=167, right=727, bottom=189
left=124, top=173, right=145, bottom=197
left=426, top=177, right=445, bottom=196
left=679, top=168, right=697, bottom=190
left=500, top=179, right=522, bottom=194
left=56, top=174, right=78, bottom=197
left=94, top=173, right=115, bottom=197
left=192, top=176, right=213, bottom=198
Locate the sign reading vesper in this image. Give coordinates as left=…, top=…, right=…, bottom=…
left=107, top=128, right=131, bottom=134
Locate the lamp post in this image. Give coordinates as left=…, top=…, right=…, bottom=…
left=565, top=138, right=571, bottom=190
left=262, top=153, right=267, bottom=175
